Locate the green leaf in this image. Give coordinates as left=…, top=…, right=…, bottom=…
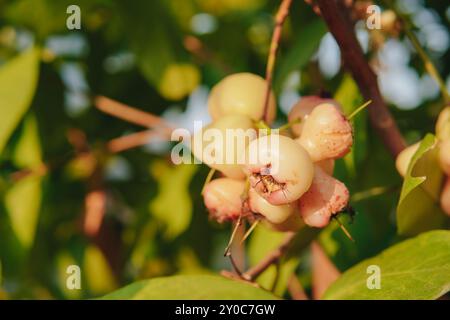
left=248, top=225, right=318, bottom=295
left=334, top=75, right=367, bottom=177
left=323, top=230, right=450, bottom=300
left=0, top=47, right=40, bottom=153
left=149, top=162, right=197, bottom=239
left=101, top=274, right=279, bottom=300
left=397, top=134, right=447, bottom=236
left=4, top=116, right=42, bottom=249
left=274, top=19, right=327, bottom=92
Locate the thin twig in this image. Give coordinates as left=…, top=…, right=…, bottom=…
left=107, top=130, right=170, bottom=153
left=95, top=96, right=173, bottom=132
left=242, top=231, right=296, bottom=281
left=262, top=0, right=293, bottom=123
left=315, top=0, right=406, bottom=157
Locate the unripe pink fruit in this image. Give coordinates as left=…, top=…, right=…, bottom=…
left=191, top=114, right=255, bottom=179
left=317, top=159, right=335, bottom=176
left=248, top=188, right=294, bottom=224
left=244, top=134, right=314, bottom=205
left=436, top=106, right=450, bottom=141
left=208, top=73, right=276, bottom=124
left=439, top=140, right=450, bottom=175
left=203, top=178, right=245, bottom=223
left=298, top=166, right=350, bottom=228
left=297, top=103, right=353, bottom=162
left=440, top=177, right=450, bottom=217
left=288, top=96, right=342, bottom=137
left=395, top=142, right=420, bottom=177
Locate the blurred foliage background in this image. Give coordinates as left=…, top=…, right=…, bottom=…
left=0, top=0, right=449, bottom=299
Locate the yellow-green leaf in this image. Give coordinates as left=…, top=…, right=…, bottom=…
left=323, top=230, right=450, bottom=300
left=0, top=47, right=40, bottom=153
left=4, top=116, right=42, bottom=249
left=84, top=245, right=118, bottom=296
left=101, top=274, right=279, bottom=300
left=397, top=134, right=447, bottom=236
left=149, top=162, right=197, bottom=239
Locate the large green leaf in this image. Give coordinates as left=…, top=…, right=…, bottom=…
left=101, top=274, right=279, bottom=300
left=4, top=116, right=42, bottom=249
left=274, top=19, right=327, bottom=92
left=149, top=162, right=197, bottom=239
left=248, top=225, right=318, bottom=295
left=0, top=47, right=40, bottom=153
left=397, top=134, right=447, bottom=236
left=323, top=230, right=450, bottom=300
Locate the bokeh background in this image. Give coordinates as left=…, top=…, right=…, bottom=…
left=0, top=0, right=449, bottom=299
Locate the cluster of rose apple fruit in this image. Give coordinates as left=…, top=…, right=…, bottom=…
left=396, top=107, right=450, bottom=216
left=192, top=73, right=353, bottom=232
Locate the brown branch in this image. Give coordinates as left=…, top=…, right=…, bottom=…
left=262, top=0, right=293, bottom=123
left=315, top=0, right=406, bottom=157
left=311, top=241, right=340, bottom=299
left=107, top=130, right=171, bottom=153
left=95, top=96, right=173, bottom=131
left=242, top=231, right=296, bottom=281
left=287, top=274, right=309, bottom=300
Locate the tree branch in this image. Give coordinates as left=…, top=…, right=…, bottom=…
left=242, top=231, right=296, bottom=281
left=263, top=0, right=293, bottom=123
left=315, top=0, right=406, bottom=157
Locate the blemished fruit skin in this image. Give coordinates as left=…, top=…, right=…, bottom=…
left=191, top=114, right=255, bottom=179
left=296, top=103, right=353, bottom=162
left=203, top=178, right=245, bottom=223
left=395, top=142, right=420, bottom=177
left=441, top=177, right=450, bottom=216
left=208, top=73, right=276, bottom=124
left=248, top=188, right=294, bottom=224
left=436, top=107, right=450, bottom=141
left=288, top=96, right=342, bottom=137
left=439, top=140, right=450, bottom=176
left=298, top=166, right=350, bottom=228
left=244, top=134, right=314, bottom=205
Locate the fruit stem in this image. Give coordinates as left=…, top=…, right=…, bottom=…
left=228, top=253, right=243, bottom=277
left=332, top=216, right=355, bottom=242
left=348, top=100, right=372, bottom=120
left=240, top=220, right=260, bottom=245
left=224, top=216, right=243, bottom=257
left=201, top=168, right=216, bottom=195
left=277, top=118, right=301, bottom=131
left=262, top=0, right=293, bottom=123
left=384, top=1, right=450, bottom=104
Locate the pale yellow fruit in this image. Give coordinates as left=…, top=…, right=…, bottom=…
left=439, top=140, right=450, bottom=175
left=297, top=103, right=353, bottom=162
left=395, top=142, right=420, bottom=177
left=436, top=107, right=450, bottom=141
left=244, top=134, right=314, bottom=205
left=298, top=166, right=350, bottom=228
left=248, top=188, right=294, bottom=224
left=440, top=177, right=450, bottom=216
left=203, top=178, right=245, bottom=223
left=191, top=114, right=256, bottom=179
left=263, top=209, right=305, bottom=232
left=208, top=72, right=276, bottom=124
left=288, top=96, right=342, bottom=137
